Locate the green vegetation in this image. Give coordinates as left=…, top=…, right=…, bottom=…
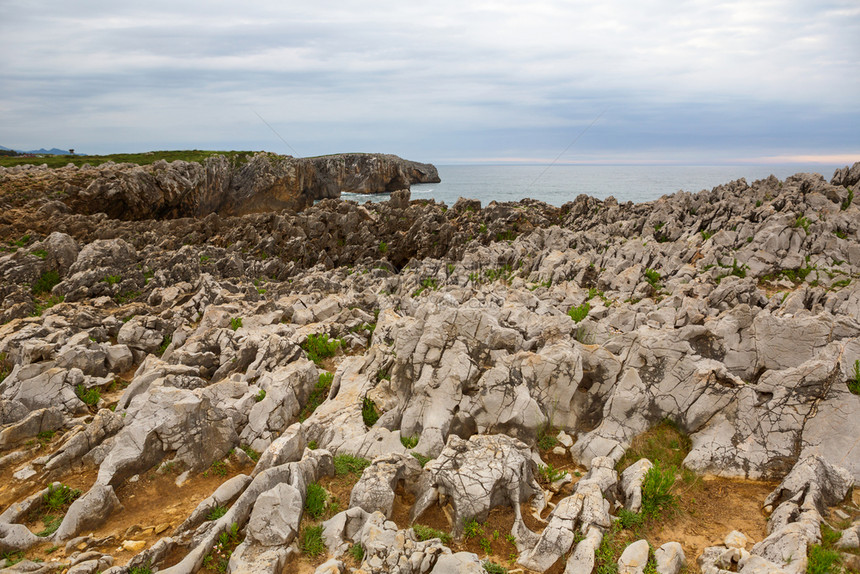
left=794, top=215, right=810, bottom=233
left=463, top=518, right=484, bottom=540
left=842, top=187, right=854, bottom=211
left=640, top=462, right=678, bottom=519
left=75, top=383, right=100, bottom=407
left=643, top=268, right=661, bottom=291
left=762, top=266, right=816, bottom=284
left=536, top=423, right=558, bottom=451
left=400, top=435, right=419, bottom=449
left=206, top=505, right=228, bottom=521
left=806, top=525, right=845, bottom=574
left=301, top=524, right=325, bottom=557
left=334, top=454, right=371, bottom=476
left=848, top=360, right=860, bottom=395
left=536, top=463, right=566, bottom=484
left=483, top=561, right=508, bottom=574
left=128, top=563, right=153, bottom=574
left=0, top=150, right=255, bottom=169
left=302, top=333, right=341, bottom=366
left=834, top=230, right=848, bottom=239
left=616, top=419, right=691, bottom=472
left=378, top=241, right=388, bottom=254
left=37, top=514, right=64, bottom=537
left=715, top=258, right=749, bottom=283
left=412, top=524, right=452, bottom=545
left=411, top=452, right=432, bottom=467
left=254, top=389, right=266, bottom=402
left=230, top=317, right=243, bottom=331
left=102, top=274, right=122, bottom=285
left=31, top=269, right=60, bottom=295
left=157, top=335, right=172, bottom=357
left=32, top=248, right=48, bottom=259
left=348, top=542, right=365, bottom=563
left=209, top=460, right=228, bottom=477
left=305, top=482, right=327, bottom=518
left=567, top=301, right=590, bottom=323
left=362, top=397, right=380, bottom=427
left=700, top=230, right=714, bottom=240
left=299, top=372, right=333, bottom=421
left=37, top=484, right=81, bottom=537
left=0, top=353, right=10, bottom=385
left=203, top=522, right=242, bottom=573
left=412, top=277, right=439, bottom=297
left=0, top=551, right=25, bottom=566
left=241, top=446, right=260, bottom=462
left=33, top=294, right=64, bottom=316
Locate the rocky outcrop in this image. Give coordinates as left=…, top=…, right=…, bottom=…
left=0, top=160, right=858, bottom=573
left=0, top=152, right=439, bottom=220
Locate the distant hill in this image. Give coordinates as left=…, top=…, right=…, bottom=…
left=0, top=146, right=73, bottom=155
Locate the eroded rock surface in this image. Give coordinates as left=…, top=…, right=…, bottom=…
left=1, top=160, right=859, bottom=573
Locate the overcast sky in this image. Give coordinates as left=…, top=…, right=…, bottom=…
left=2, top=0, right=858, bottom=164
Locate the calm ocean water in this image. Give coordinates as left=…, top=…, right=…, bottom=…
left=341, top=164, right=841, bottom=206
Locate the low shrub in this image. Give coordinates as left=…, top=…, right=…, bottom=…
left=302, top=334, right=341, bottom=365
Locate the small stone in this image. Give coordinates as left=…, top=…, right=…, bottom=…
left=557, top=431, right=574, bottom=448
left=175, top=470, right=191, bottom=486
left=552, top=446, right=567, bottom=456
left=121, top=540, right=146, bottom=553
left=128, top=475, right=139, bottom=483
left=724, top=530, right=749, bottom=549
left=13, top=466, right=37, bottom=481
left=154, top=523, right=171, bottom=535
left=833, top=509, right=850, bottom=521
left=618, top=539, right=650, bottom=574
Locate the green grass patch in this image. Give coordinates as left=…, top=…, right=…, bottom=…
left=400, top=435, right=419, bottom=449
left=806, top=543, right=842, bottom=574
left=793, top=215, right=810, bottom=233
left=483, top=560, right=508, bottom=574
left=43, top=483, right=81, bottom=511
left=36, top=514, right=63, bottom=537
left=412, top=524, right=452, bottom=544
left=616, top=419, right=691, bottom=472
left=157, top=335, right=171, bottom=357
left=33, top=294, right=64, bottom=316
left=230, top=317, right=243, bottom=331
left=334, top=454, right=371, bottom=477
left=206, top=505, right=228, bottom=521
left=848, top=360, right=860, bottom=396
left=841, top=187, right=854, bottom=211
left=241, top=445, right=260, bottom=462
left=75, top=383, right=100, bottom=406
left=299, top=372, right=333, bottom=421
left=348, top=542, right=365, bottom=562
left=362, top=397, right=380, bottom=427
left=412, top=277, right=439, bottom=297
left=31, top=269, right=60, bottom=295
left=301, top=524, right=325, bottom=557
left=640, top=462, right=678, bottom=519
left=305, top=482, right=327, bottom=518
left=254, top=389, right=266, bottom=402
left=302, top=333, right=341, bottom=366
left=411, top=452, right=432, bottom=467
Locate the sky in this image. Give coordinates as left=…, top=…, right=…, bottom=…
left=1, top=0, right=859, bottom=165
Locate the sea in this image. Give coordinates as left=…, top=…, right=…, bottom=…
left=340, top=164, right=842, bottom=207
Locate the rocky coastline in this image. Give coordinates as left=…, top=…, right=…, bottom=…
left=0, top=158, right=859, bottom=574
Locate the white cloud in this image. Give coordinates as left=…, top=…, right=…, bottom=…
left=1, top=0, right=857, bottom=160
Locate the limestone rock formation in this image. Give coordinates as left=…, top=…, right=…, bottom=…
left=0, top=159, right=859, bottom=573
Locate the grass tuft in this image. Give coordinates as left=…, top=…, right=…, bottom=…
left=334, top=454, right=371, bottom=476
left=412, top=524, right=452, bottom=545
left=301, top=524, right=325, bottom=557
left=305, top=482, right=327, bottom=518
